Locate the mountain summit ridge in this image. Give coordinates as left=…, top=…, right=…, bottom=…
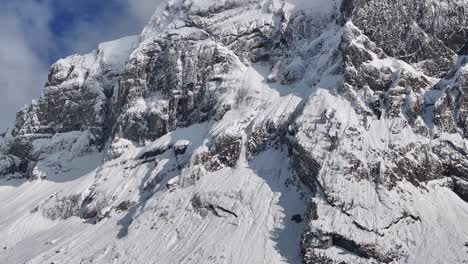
left=1, top=0, right=468, bottom=263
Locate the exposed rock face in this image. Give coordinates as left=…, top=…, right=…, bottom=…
left=113, top=33, right=242, bottom=142
left=345, top=0, right=468, bottom=76
left=16, top=36, right=138, bottom=139
left=1, top=0, right=468, bottom=263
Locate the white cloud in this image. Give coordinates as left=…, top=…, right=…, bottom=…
left=0, top=0, right=51, bottom=131
left=126, top=0, right=162, bottom=24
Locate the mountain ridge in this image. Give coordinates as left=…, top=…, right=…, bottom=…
left=1, top=0, right=468, bottom=263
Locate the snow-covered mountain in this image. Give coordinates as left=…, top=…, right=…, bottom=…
left=1, top=0, right=468, bottom=263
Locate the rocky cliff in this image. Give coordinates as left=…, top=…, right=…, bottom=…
left=1, top=0, right=468, bottom=263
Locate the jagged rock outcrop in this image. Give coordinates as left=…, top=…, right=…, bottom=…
left=17, top=36, right=138, bottom=139
left=344, top=0, right=467, bottom=76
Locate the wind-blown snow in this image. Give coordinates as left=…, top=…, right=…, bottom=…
left=97, top=35, right=139, bottom=72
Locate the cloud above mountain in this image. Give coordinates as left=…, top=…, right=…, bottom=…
left=0, top=0, right=163, bottom=132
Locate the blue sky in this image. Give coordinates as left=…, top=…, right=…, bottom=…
left=49, top=0, right=130, bottom=63
left=0, top=0, right=161, bottom=131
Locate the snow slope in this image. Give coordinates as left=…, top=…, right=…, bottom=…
left=0, top=143, right=307, bottom=264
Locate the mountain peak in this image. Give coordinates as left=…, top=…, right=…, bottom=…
left=1, top=1, right=468, bottom=263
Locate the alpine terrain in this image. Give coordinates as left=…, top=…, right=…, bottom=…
left=1, top=0, right=468, bottom=263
